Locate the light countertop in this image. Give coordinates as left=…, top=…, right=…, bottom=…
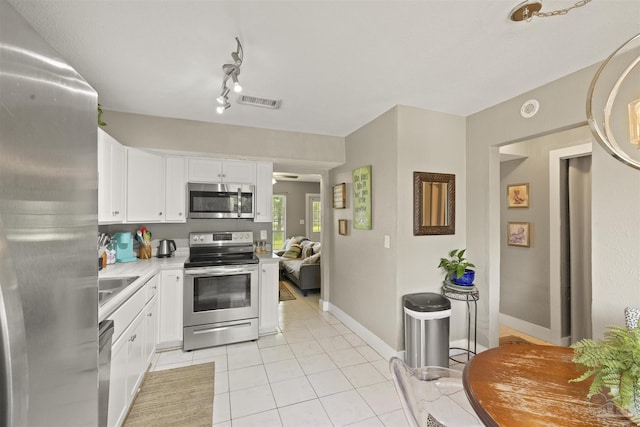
left=98, top=249, right=188, bottom=321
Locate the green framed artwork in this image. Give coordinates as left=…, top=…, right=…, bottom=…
left=352, top=165, right=372, bottom=230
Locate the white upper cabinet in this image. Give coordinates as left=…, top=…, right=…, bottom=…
left=165, top=157, right=187, bottom=222
left=187, top=158, right=256, bottom=184
left=255, top=161, right=273, bottom=222
left=125, top=148, right=166, bottom=223
left=98, top=128, right=125, bottom=224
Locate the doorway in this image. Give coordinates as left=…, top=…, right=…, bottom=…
left=549, top=143, right=593, bottom=345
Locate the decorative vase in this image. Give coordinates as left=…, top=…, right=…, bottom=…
left=450, top=269, right=475, bottom=286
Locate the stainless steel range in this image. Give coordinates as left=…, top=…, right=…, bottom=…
left=183, top=231, right=259, bottom=351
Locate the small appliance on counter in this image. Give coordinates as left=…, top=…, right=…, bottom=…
left=157, top=239, right=177, bottom=258
left=113, top=232, right=137, bottom=263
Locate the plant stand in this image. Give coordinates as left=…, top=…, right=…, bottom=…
left=441, top=282, right=479, bottom=363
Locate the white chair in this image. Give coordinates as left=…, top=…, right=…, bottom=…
left=389, top=357, right=483, bottom=427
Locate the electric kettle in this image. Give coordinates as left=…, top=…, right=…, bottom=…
left=157, top=239, right=177, bottom=258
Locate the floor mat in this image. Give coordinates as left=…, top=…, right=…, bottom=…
left=279, top=281, right=296, bottom=301
left=123, top=362, right=215, bottom=427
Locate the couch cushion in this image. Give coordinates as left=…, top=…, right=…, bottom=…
left=281, top=258, right=303, bottom=278
left=282, top=243, right=302, bottom=259
left=301, top=253, right=320, bottom=265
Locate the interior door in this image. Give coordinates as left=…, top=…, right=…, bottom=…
left=306, top=193, right=321, bottom=242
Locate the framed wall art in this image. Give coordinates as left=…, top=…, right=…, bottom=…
left=333, top=183, right=346, bottom=209
left=507, top=222, right=531, bottom=247
left=352, top=165, right=372, bottom=230
left=338, top=219, right=348, bottom=235
left=507, top=183, right=529, bottom=208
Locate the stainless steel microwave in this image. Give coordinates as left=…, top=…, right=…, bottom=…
left=187, top=183, right=255, bottom=219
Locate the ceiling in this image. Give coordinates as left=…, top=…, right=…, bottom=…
left=9, top=1, right=640, bottom=138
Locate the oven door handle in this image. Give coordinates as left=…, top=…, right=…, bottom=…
left=237, top=188, right=242, bottom=218
left=184, top=266, right=258, bottom=276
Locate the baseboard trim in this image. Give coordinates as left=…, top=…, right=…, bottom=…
left=500, top=313, right=552, bottom=342
left=327, top=303, right=403, bottom=360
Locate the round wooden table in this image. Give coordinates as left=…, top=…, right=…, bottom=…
left=462, top=344, right=635, bottom=426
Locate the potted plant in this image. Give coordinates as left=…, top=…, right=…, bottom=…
left=571, top=326, right=640, bottom=421
left=438, top=249, right=475, bottom=286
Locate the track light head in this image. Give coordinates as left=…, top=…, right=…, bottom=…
left=216, top=103, right=231, bottom=114
left=231, top=73, right=242, bottom=93
left=216, top=87, right=230, bottom=104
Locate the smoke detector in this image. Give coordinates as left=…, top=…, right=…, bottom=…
left=237, top=95, right=282, bottom=109
left=520, top=99, right=539, bottom=118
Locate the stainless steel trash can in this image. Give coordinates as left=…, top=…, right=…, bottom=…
left=403, top=293, right=451, bottom=368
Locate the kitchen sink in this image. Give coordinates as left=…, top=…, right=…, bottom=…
left=98, top=276, right=139, bottom=306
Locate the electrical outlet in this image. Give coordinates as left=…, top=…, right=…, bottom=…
left=260, top=230, right=267, bottom=240
left=384, top=235, right=390, bottom=248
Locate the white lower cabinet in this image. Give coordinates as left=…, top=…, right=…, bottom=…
left=158, top=269, right=183, bottom=349
left=144, top=295, right=158, bottom=366
left=107, top=275, right=159, bottom=427
left=259, top=261, right=279, bottom=335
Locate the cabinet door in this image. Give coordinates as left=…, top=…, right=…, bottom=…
left=255, top=162, right=273, bottom=222
left=158, top=270, right=184, bottom=348
left=98, top=129, right=125, bottom=224
left=222, top=160, right=256, bottom=184
left=110, top=142, right=125, bottom=221
left=165, top=157, right=187, bottom=222
left=144, top=295, right=158, bottom=367
left=259, top=262, right=279, bottom=335
left=107, top=327, right=129, bottom=427
left=97, top=129, right=112, bottom=223
left=188, top=158, right=222, bottom=183
left=126, top=148, right=166, bottom=223
left=126, top=312, right=146, bottom=403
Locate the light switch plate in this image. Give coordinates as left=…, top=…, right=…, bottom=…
left=384, top=235, right=390, bottom=248
left=300, top=219, right=305, bottom=225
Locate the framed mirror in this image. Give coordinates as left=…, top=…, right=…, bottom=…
left=413, top=172, right=455, bottom=235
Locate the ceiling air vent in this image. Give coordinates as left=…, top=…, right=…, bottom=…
left=237, top=95, right=282, bottom=109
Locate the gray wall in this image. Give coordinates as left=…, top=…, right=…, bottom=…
left=101, top=110, right=345, bottom=169
left=499, top=126, right=592, bottom=329
left=273, top=181, right=320, bottom=239
left=468, top=55, right=640, bottom=346
left=329, top=105, right=467, bottom=352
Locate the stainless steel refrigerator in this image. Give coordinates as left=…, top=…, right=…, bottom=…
left=0, top=1, right=99, bottom=426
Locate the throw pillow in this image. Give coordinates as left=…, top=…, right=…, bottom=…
left=282, top=244, right=302, bottom=259
left=312, top=242, right=321, bottom=254
left=282, top=238, right=293, bottom=251
left=301, top=244, right=314, bottom=259
left=274, top=250, right=285, bottom=256
left=301, top=253, right=320, bottom=265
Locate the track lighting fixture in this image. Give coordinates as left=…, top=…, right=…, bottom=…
left=216, top=87, right=230, bottom=104
left=216, top=37, right=244, bottom=114
left=216, top=103, right=231, bottom=115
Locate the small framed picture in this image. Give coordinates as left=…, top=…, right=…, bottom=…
left=333, top=183, right=346, bottom=209
left=507, top=183, right=529, bottom=208
left=338, top=219, right=348, bottom=235
left=508, top=222, right=530, bottom=247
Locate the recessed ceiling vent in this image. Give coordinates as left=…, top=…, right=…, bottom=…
left=237, top=95, right=282, bottom=109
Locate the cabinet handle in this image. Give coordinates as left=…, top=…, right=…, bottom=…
left=218, top=174, right=222, bottom=177
left=176, top=276, right=179, bottom=282
left=158, top=212, right=163, bottom=216
left=147, top=312, right=153, bottom=317
left=152, top=285, right=157, bottom=289
left=179, top=212, right=183, bottom=216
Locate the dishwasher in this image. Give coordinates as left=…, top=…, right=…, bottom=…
left=98, top=319, right=115, bottom=427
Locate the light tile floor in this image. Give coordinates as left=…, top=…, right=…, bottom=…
left=150, top=282, right=475, bottom=426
